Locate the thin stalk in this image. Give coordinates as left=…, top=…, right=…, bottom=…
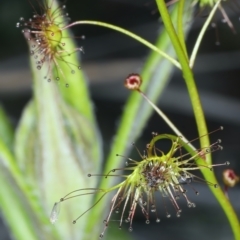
left=139, top=91, right=195, bottom=150
left=190, top=0, right=221, bottom=68
left=63, top=20, right=181, bottom=69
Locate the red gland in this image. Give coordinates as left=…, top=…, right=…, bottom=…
left=223, top=169, right=239, bottom=187
left=124, top=73, right=142, bottom=90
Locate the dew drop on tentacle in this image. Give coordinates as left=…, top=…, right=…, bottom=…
left=156, top=218, right=160, bottom=223
left=65, top=83, right=69, bottom=88
left=99, top=233, right=104, bottom=239
left=145, top=219, right=150, bottom=224
left=50, top=202, right=61, bottom=224
left=129, top=227, right=133, bottom=232
left=187, top=202, right=192, bottom=208
left=176, top=211, right=181, bottom=217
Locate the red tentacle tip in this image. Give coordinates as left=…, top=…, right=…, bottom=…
left=124, top=73, right=142, bottom=90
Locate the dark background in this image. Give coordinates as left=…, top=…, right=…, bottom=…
left=0, top=0, right=239, bottom=240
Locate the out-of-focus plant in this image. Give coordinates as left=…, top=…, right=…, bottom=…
left=0, top=0, right=239, bottom=240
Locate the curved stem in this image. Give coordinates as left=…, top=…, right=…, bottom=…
left=63, top=20, right=181, bottom=69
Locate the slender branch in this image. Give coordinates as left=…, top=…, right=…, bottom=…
left=63, top=20, right=181, bottom=69
left=190, top=0, right=221, bottom=68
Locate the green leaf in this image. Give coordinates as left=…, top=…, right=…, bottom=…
left=13, top=58, right=102, bottom=240
left=0, top=104, right=14, bottom=151
left=0, top=168, right=38, bottom=240
left=0, top=137, right=53, bottom=240
left=11, top=0, right=102, bottom=239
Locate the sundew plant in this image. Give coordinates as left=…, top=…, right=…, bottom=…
left=0, top=0, right=239, bottom=240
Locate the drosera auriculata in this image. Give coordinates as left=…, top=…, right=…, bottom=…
left=50, top=128, right=229, bottom=239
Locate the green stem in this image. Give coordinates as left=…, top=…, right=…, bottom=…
left=63, top=20, right=181, bottom=69
left=156, top=0, right=207, bottom=148
left=177, top=0, right=188, bottom=58
left=155, top=0, right=240, bottom=239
